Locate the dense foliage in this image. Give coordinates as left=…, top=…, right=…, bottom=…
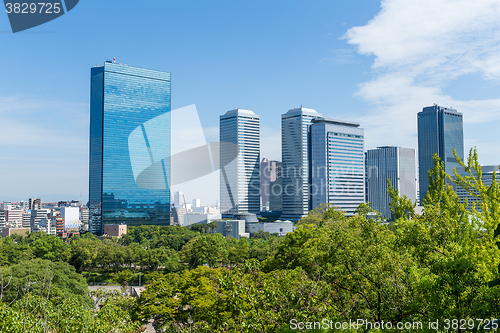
left=1, top=148, right=500, bottom=332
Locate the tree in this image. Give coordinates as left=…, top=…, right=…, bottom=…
left=180, top=234, right=229, bottom=268
left=113, top=269, right=136, bottom=285
left=141, top=247, right=179, bottom=272
left=391, top=152, right=500, bottom=324
left=227, top=237, right=250, bottom=264
left=70, top=238, right=100, bottom=273
left=0, top=258, right=90, bottom=306
left=133, top=273, right=182, bottom=328
left=213, top=261, right=332, bottom=333
left=449, top=148, right=500, bottom=287
left=387, top=179, right=416, bottom=221
left=27, top=233, right=71, bottom=262
left=0, top=293, right=142, bottom=333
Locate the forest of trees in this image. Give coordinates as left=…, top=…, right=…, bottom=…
left=1, top=148, right=500, bottom=332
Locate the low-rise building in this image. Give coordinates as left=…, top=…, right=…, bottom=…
left=183, top=213, right=221, bottom=226
left=30, top=209, right=51, bottom=231
left=1, top=227, right=30, bottom=238
left=216, top=220, right=249, bottom=239
left=6, top=209, right=23, bottom=228
left=38, top=217, right=57, bottom=235
left=103, top=224, right=127, bottom=237
left=245, top=220, right=293, bottom=237
left=22, top=212, right=31, bottom=228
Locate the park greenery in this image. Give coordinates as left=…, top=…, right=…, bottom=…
left=1, top=148, right=500, bottom=332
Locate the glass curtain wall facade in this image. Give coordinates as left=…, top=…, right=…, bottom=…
left=366, top=147, right=417, bottom=219
left=310, top=119, right=365, bottom=216
left=281, top=107, right=322, bottom=221
left=417, top=105, right=463, bottom=203
left=220, top=109, right=260, bottom=217
left=260, top=158, right=281, bottom=210
left=453, top=165, right=499, bottom=211
left=89, top=62, right=171, bottom=235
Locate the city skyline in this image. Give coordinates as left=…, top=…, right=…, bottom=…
left=2, top=1, right=500, bottom=205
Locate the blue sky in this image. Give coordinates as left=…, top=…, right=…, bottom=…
left=1, top=0, right=500, bottom=204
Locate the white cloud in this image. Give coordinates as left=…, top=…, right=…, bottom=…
left=344, top=0, right=500, bottom=163
left=346, top=0, right=500, bottom=78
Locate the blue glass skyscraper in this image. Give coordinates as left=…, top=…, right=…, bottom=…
left=89, top=62, right=171, bottom=235
left=417, top=104, right=464, bottom=203
left=366, top=146, right=416, bottom=219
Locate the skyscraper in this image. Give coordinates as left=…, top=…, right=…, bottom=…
left=29, top=198, right=41, bottom=211
left=220, top=109, right=260, bottom=217
left=281, top=107, right=322, bottom=221
left=173, top=191, right=184, bottom=207
left=310, top=118, right=365, bottom=216
left=453, top=165, right=498, bottom=211
left=260, top=158, right=281, bottom=210
left=366, top=146, right=417, bottom=219
left=89, top=62, right=171, bottom=235
left=417, top=105, right=464, bottom=203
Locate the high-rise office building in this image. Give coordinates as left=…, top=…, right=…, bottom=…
left=417, top=105, right=464, bottom=203
left=366, top=146, right=417, bottom=219
left=310, top=118, right=365, bottom=216
left=453, top=165, right=499, bottom=211
left=89, top=62, right=171, bottom=235
left=260, top=158, right=281, bottom=210
left=220, top=109, right=260, bottom=217
left=281, top=107, right=322, bottom=221
left=0, top=210, right=5, bottom=231
left=269, top=177, right=283, bottom=213
left=173, top=191, right=184, bottom=207
left=29, top=198, right=41, bottom=211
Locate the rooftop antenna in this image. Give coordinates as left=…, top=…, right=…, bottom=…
left=113, top=57, right=116, bottom=64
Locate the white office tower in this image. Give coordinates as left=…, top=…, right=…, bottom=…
left=310, top=118, right=365, bottom=216
left=220, top=109, right=260, bottom=217
left=281, top=107, right=322, bottom=221
left=366, top=147, right=417, bottom=219
left=61, top=206, right=81, bottom=227
left=173, top=191, right=183, bottom=207
left=192, top=199, right=201, bottom=208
